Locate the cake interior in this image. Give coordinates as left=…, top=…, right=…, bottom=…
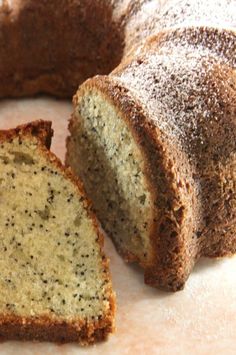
left=67, top=90, right=153, bottom=264
left=0, top=136, right=111, bottom=321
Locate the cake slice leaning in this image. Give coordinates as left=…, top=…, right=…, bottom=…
left=0, top=120, right=115, bottom=344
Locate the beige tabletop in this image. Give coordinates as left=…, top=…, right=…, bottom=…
left=0, top=97, right=235, bottom=355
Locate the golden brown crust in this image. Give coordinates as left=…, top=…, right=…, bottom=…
left=0, top=314, right=113, bottom=344
left=0, top=120, right=115, bottom=343
left=0, top=120, right=53, bottom=148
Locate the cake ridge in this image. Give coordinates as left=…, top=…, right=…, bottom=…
left=112, top=27, right=236, bottom=150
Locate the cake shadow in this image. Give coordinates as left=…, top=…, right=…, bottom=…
left=192, top=255, right=230, bottom=274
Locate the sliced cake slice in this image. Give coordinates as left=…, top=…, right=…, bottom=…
left=0, top=120, right=115, bottom=344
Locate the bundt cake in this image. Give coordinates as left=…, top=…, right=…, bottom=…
left=0, top=0, right=235, bottom=291
left=0, top=121, right=115, bottom=343
left=66, top=3, right=236, bottom=291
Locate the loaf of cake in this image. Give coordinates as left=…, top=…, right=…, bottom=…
left=0, top=120, right=115, bottom=343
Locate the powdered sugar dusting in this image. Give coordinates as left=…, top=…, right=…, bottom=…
left=113, top=28, right=236, bottom=159
left=158, top=0, right=236, bottom=30
left=123, top=0, right=163, bottom=54
left=123, top=0, right=236, bottom=55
